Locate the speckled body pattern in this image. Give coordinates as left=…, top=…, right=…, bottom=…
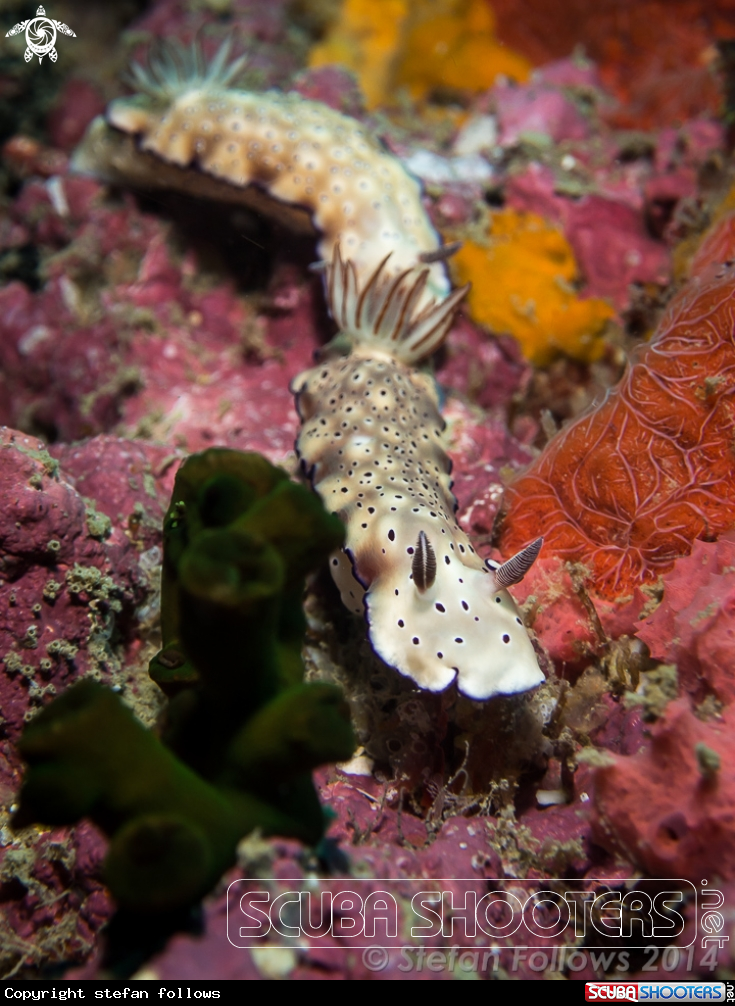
left=74, top=58, right=449, bottom=303
left=293, top=343, right=543, bottom=700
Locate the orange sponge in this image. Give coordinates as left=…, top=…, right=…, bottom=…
left=452, top=208, right=615, bottom=366
left=309, top=0, right=531, bottom=108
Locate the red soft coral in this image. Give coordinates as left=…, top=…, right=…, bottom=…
left=497, top=254, right=735, bottom=599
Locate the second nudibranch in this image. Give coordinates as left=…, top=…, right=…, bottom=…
left=293, top=248, right=544, bottom=701
left=72, top=40, right=450, bottom=307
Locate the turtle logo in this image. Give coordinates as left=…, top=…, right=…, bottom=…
left=4, top=5, right=76, bottom=64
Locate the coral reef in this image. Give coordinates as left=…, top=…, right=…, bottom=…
left=635, top=534, right=735, bottom=707
left=12, top=448, right=354, bottom=920
left=1, top=0, right=734, bottom=982
left=591, top=699, right=735, bottom=881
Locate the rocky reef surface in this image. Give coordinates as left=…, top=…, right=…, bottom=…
left=0, top=0, right=734, bottom=982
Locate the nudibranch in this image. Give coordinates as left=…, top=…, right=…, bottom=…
left=292, top=248, right=544, bottom=700
left=71, top=40, right=449, bottom=305
left=72, top=41, right=544, bottom=700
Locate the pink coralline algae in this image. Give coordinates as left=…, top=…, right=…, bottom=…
left=291, top=65, right=367, bottom=119
left=0, top=429, right=177, bottom=744
left=503, top=118, right=722, bottom=311
left=109, top=237, right=319, bottom=459
left=635, top=535, right=735, bottom=706
left=499, top=556, right=606, bottom=670
left=494, top=81, right=592, bottom=146
left=0, top=160, right=320, bottom=458
left=47, top=80, right=106, bottom=153
left=0, top=431, right=183, bottom=973
left=592, top=700, right=735, bottom=881
left=442, top=397, right=536, bottom=541
left=0, top=821, right=111, bottom=975
left=435, top=316, right=531, bottom=414
left=505, top=164, right=671, bottom=312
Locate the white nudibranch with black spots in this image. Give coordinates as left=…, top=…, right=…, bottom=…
left=293, top=248, right=545, bottom=700
left=72, top=40, right=544, bottom=700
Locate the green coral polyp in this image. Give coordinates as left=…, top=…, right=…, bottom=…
left=13, top=449, right=354, bottom=914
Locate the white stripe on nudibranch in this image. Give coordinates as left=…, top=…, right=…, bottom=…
left=71, top=39, right=450, bottom=306
left=293, top=247, right=545, bottom=700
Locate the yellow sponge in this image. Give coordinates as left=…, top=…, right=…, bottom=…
left=309, top=0, right=531, bottom=108
left=452, top=209, right=615, bottom=366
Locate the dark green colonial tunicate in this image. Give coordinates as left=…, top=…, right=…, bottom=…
left=13, top=449, right=354, bottom=914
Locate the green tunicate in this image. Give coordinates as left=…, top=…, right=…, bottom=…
left=13, top=448, right=354, bottom=920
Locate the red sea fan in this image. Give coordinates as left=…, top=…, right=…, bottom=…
left=497, top=229, right=735, bottom=599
